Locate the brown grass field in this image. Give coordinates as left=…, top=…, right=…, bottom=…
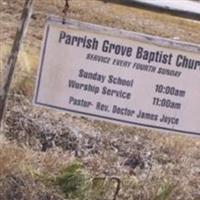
left=0, top=0, right=200, bottom=199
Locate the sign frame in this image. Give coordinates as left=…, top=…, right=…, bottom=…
left=34, top=16, right=200, bottom=136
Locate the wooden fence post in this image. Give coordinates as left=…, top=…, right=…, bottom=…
left=0, top=0, right=34, bottom=127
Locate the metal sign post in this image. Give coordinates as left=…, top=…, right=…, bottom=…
left=0, top=0, right=34, bottom=127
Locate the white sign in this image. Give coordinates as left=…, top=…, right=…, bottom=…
left=34, top=17, right=200, bottom=136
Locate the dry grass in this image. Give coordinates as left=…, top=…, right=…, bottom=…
left=1, top=104, right=200, bottom=199
left=0, top=136, right=74, bottom=199
left=70, top=0, right=200, bottom=43
left=0, top=0, right=200, bottom=199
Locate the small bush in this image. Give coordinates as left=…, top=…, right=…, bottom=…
left=55, top=162, right=91, bottom=199
left=154, top=180, right=174, bottom=200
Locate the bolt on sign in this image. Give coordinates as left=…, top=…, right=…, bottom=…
left=34, top=17, right=200, bottom=136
